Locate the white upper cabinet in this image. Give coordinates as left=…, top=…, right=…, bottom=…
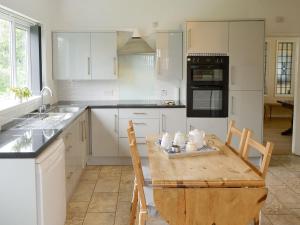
left=91, top=32, right=118, bottom=80
left=53, top=32, right=91, bottom=80
left=53, top=32, right=118, bottom=80
left=229, top=21, right=265, bottom=91
left=156, top=32, right=182, bottom=79
left=186, top=22, right=229, bottom=54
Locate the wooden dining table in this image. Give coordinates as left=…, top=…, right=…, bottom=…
left=146, top=135, right=267, bottom=225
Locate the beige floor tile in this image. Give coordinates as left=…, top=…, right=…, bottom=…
left=118, top=192, right=132, bottom=202
left=81, top=170, right=99, bottom=182
left=269, top=185, right=300, bottom=209
left=100, top=166, right=122, bottom=177
left=262, top=193, right=290, bottom=215
left=71, top=183, right=95, bottom=202
left=260, top=214, right=273, bottom=225
left=268, top=214, right=300, bottom=225
left=65, top=212, right=85, bottom=225
left=68, top=201, right=89, bottom=214
left=114, top=201, right=131, bottom=225
left=119, top=178, right=134, bottom=193
left=85, top=165, right=102, bottom=172
left=94, top=177, right=120, bottom=192
left=266, top=172, right=285, bottom=186
left=88, top=192, right=118, bottom=213
left=290, top=208, right=300, bottom=218
left=83, top=213, right=115, bottom=225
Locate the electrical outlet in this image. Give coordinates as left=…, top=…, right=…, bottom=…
left=161, top=89, right=168, bottom=98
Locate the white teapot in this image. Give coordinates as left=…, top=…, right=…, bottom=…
left=188, top=129, right=206, bottom=148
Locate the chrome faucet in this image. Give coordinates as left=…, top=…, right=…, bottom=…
left=39, top=86, right=53, bottom=113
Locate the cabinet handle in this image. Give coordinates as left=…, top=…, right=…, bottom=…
left=231, top=96, right=235, bottom=115
left=133, top=122, right=146, bottom=125
left=162, top=114, right=166, bottom=132
left=133, top=112, right=147, bottom=115
left=81, top=121, right=84, bottom=142
left=156, top=49, right=161, bottom=75
left=113, top=57, right=117, bottom=75
left=189, top=125, right=194, bottom=131
left=83, top=120, right=87, bottom=141
left=231, top=66, right=235, bottom=85
left=114, top=114, right=118, bottom=133
left=88, top=57, right=91, bottom=75
left=188, top=29, right=192, bottom=50
left=67, top=172, right=73, bottom=180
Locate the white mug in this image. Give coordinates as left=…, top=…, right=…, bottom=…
left=161, top=133, right=173, bottom=149
left=173, top=131, right=186, bottom=148
left=186, top=141, right=197, bottom=152
left=188, top=129, right=206, bottom=148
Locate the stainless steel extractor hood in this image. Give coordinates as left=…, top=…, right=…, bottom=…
left=118, top=30, right=155, bottom=55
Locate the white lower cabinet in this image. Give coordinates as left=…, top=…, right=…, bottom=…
left=119, top=137, right=148, bottom=157
left=91, top=109, right=119, bottom=157
left=186, top=118, right=228, bottom=142
left=160, top=108, right=186, bottom=134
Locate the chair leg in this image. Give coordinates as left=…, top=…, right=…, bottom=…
left=138, top=211, right=147, bottom=225
left=130, top=183, right=139, bottom=225
left=254, top=212, right=260, bottom=225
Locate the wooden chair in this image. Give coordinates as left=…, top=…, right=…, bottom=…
left=127, top=129, right=168, bottom=225
left=242, top=130, right=274, bottom=225
left=225, top=120, right=249, bottom=156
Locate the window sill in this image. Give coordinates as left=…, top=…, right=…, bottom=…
left=0, top=96, right=41, bottom=113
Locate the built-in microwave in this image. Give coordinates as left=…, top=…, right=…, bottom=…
left=187, top=55, right=229, bottom=117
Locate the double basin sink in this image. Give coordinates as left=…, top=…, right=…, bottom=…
left=13, top=106, right=81, bottom=130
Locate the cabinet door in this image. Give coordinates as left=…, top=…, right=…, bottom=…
left=186, top=118, right=228, bottom=142
left=160, top=108, right=186, bottom=134
left=186, top=22, right=229, bottom=54
left=156, top=32, right=182, bottom=80
left=91, top=109, right=118, bottom=157
left=229, top=21, right=265, bottom=91
left=229, top=91, right=263, bottom=143
left=53, top=32, right=91, bottom=80
left=91, top=32, right=118, bottom=80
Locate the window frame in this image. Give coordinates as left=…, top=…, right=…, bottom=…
left=0, top=13, right=31, bottom=97
left=274, top=38, right=299, bottom=98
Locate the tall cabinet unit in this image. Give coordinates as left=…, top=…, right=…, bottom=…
left=228, top=20, right=265, bottom=143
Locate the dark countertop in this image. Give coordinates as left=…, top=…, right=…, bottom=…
left=0, top=107, right=87, bottom=159
left=58, top=100, right=186, bottom=108
left=0, top=100, right=185, bottom=159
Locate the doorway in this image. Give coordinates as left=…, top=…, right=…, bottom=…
left=263, top=37, right=299, bottom=155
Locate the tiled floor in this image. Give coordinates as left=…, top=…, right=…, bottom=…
left=66, top=155, right=300, bottom=225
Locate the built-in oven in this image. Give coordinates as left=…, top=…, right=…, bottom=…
left=187, top=55, right=229, bottom=117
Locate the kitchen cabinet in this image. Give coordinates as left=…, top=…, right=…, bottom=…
left=186, top=22, right=229, bottom=54
left=229, top=90, right=263, bottom=143
left=91, top=109, right=119, bottom=157
left=0, top=139, right=66, bottom=225
left=156, top=32, right=182, bottom=79
left=160, top=108, right=186, bottom=133
left=186, top=118, right=228, bottom=142
left=53, top=32, right=91, bottom=80
left=63, top=114, right=87, bottom=201
left=53, top=32, right=118, bottom=80
left=229, top=21, right=265, bottom=91
left=91, top=32, right=118, bottom=80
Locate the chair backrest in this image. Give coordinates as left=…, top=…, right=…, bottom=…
left=242, top=130, right=274, bottom=178
left=226, top=120, right=249, bottom=156
left=127, top=122, right=147, bottom=212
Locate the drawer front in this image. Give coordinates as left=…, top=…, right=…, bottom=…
left=119, top=137, right=148, bottom=157
left=119, top=108, right=160, bottom=119
left=119, top=118, right=160, bottom=138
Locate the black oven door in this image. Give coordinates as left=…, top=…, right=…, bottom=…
left=187, top=86, right=228, bottom=117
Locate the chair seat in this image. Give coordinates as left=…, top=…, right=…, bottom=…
left=141, top=159, right=152, bottom=185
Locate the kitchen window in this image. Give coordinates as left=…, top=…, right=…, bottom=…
left=0, top=17, right=30, bottom=98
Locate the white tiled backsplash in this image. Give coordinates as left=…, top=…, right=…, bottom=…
left=57, top=55, right=181, bottom=101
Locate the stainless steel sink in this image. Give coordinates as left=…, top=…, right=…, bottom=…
left=13, top=112, right=74, bottom=130
left=49, top=106, right=80, bottom=113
